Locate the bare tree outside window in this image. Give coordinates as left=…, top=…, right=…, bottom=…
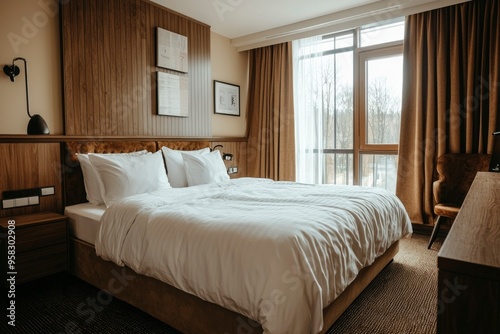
left=366, top=56, right=403, bottom=145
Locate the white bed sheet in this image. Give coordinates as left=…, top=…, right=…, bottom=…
left=96, top=178, right=412, bottom=334
left=64, top=203, right=106, bottom=245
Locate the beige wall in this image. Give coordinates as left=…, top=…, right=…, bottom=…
left=211, top=32, right=248, bottom=137
left=0, top=0, right=63, bottom=135
left=0, top=0, right=249, bottom=137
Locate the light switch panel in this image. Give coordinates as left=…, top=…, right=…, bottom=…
left=2, top=199, right=15, bottom=209
left=15, top=197, right=29, bottom=207
left=28, top=196, right=39, bottom=205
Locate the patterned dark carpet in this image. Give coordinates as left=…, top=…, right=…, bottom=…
left=327, top=233, right=442, bottom=334
left=2, top=233, right=441, bottom=334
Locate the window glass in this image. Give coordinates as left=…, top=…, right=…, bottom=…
left=360, top=18, right=404, bottom=47
left=366, top=55, right=403, bottom=144
left=360, top=154, right=398, bottom=192
left=321, top=52, right=354, bottom=150
left=325, top=153, right=354, bottom=185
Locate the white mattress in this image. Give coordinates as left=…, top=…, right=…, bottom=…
left=64, top=203, right=106, bottom=245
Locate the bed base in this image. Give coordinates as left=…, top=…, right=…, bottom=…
left=70, top=237, right=399, bottom=334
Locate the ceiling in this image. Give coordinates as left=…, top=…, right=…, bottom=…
left=151, top=0, right=469, bottom=50
left=152, top=0, right=378, bottom=39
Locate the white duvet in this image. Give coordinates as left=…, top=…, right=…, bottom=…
left=96, top=178, right=412, bottom=334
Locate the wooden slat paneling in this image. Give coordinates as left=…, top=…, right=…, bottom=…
left=61, top=0, right=211, bottom=137
left=0, top=143, right=63, bottom=217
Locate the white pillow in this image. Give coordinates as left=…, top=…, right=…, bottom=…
left=182, top=150, right=230, bottom=186
left=77, top=150, right=148, bottom=205
left=161, top=146, right=210, bottom=187
left=89, top=151, right=170, bottom=207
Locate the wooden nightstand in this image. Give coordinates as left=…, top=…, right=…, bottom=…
left=0, top=212, right=68, bottom=285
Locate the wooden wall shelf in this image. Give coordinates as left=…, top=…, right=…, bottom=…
left=0, top=135, right=247, bottom=143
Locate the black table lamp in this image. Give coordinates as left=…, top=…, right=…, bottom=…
left=3, top=57, right=50, bottom=135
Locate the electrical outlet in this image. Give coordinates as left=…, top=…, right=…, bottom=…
left=227, top=167, right=238, bottom=174
left=41, top=186, right=55, bottom=196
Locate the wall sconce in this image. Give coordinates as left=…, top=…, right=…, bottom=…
left=211, top=144, right=233, bottom=161
left=212, top=144, right=223, bottom=151
left=3, top=57, right=50, bottom=135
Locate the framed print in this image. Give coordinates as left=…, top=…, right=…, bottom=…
left=156, top=27, right=188, bottom=73
left=214, top=80, right=240, bottom=116
left=157, top=71, right=189, bottom=117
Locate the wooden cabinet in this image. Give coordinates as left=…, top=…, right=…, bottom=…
left=437, top=172, right=500, bottom=333
left=0, top=212, right=68, bottom=285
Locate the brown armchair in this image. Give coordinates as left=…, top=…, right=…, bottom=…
left=428, top=153, right=491, bottom=249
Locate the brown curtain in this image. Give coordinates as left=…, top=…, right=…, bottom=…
left=246, top=42, right=296, bottom=181
left=396, top=0, right=500, bottom=224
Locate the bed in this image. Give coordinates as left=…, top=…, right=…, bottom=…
left=62, top=140, right=412, bottom=334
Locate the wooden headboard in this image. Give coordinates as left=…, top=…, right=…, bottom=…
left=62, top=140, right=210, bottom=207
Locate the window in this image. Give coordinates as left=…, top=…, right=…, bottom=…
left=359, top=46, right=403, bottom=190
left=293, top=18, right=404, bottom=192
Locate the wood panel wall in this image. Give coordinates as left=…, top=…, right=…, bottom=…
left=61, top=0, right=211, bottom=137
left=0, top=143, right=63, bottom=217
